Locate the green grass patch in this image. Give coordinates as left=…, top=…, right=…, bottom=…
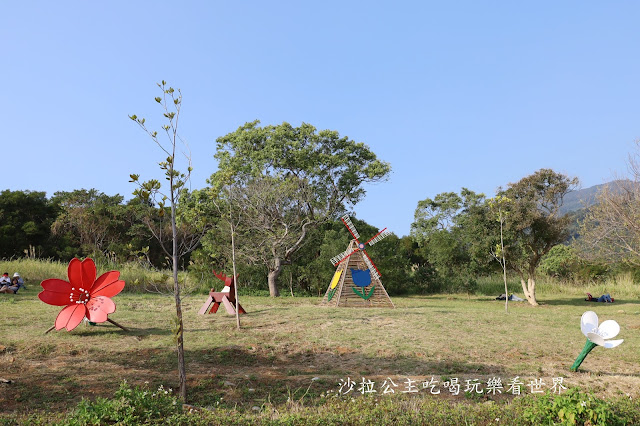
left=1, top=259, right=640, bottom=423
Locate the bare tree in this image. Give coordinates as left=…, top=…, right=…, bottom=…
left=488, top=195, right=512, bottom=312
left=222, top=176, right=316, bottom=297
left=129, top=81, right=210, bottom=401
left=577, top=145, right=640, bottom=265
left=204, top=183, right=245, bottom=329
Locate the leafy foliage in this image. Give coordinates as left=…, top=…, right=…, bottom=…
left=66, top=381, right=182, bottom=425
left=51, top=189, right=129, bottom=259
left=410, top=188, right=498, bottom=293
left=0, top=190, right=59, bottom=259
left=500, top=169, right=579, bottom=304
left=209, top=120, right=391, bottom=296
left=522, top=388, right=615, bottom=425
left=539, top=244, right=580, bottom=279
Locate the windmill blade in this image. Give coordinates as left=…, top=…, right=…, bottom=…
left=362, top=250, right=381, bottom=280
left=341, top=214, right=360, bottom=240
left=330, top=246, right=358, bottom=266
left=366, top=228, right=390, bottom=246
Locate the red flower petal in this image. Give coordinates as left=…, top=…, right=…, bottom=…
left=91, top=271, right=125, bottom=298
left=55, top=304, right=87, bottom=331
left=86, top=296, right=116, bottom=323
left=38, top=279, right=73, bottom=306
left=68, top=258, right=96, bottom=290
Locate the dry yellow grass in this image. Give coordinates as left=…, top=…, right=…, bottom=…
left=0, top=285, right=639, bottom=415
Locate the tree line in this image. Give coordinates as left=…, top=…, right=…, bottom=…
left=1, top=164, right=623, bottom=305
left=3, top=132, right=640, bottom=305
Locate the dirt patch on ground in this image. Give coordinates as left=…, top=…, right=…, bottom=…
left=3, top=341, right=638, bottom=414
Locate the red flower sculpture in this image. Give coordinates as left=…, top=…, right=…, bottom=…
left=38, top=258, right=125, bottom=331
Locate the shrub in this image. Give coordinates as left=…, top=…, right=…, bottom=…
left=65, top=381, right=182, bottom=425
left=539, top=245, right=579, bottom=279
left=521, top=388, right=616, bottom=425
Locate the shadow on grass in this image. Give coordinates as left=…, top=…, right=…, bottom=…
left=541, top=298, right=638, bottom=307
left=67, top=326, right=172, bottom=337
left=2, top=342, right=511, bottom=414
left=94, top=345, right=512, bottom=410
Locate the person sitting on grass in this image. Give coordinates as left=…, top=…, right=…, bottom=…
left=0, top=273, right=23, bottom=294
left=0, top=272, right=9, bottom=286
left=585, top=292, right=614, bottom=303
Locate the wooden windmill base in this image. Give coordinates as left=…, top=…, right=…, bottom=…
left=320, top=240, right=394, bottom=308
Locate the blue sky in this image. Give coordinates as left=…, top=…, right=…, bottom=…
left=3, top=1, right=640, bottom=236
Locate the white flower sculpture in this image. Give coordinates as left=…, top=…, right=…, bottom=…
left=581, top=311, right=624, bottom=348
left=571, top=311, right=623, bottom=371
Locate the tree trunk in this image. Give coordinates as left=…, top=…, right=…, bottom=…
left=268, top=257, right=282, bottom=297
left=289, top=271, right=294, bottom=297
left=526, top=277, right=538, bottom=306
left=174, top=277, right=187, bottom=400
left=171, top=199, right=187, bottom=401
left=230, top=219, right=240, bottom=330
left=499, top=211, right=508, bottom=313
left=520, top=276, right=539, bottom=306
left=501, top=259, right=508, bottom=312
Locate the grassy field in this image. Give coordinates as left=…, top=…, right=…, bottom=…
left=0, top=265, right=639, bottom=423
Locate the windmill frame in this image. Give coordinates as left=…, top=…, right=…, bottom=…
left=321, top=215, right=394, bottom=308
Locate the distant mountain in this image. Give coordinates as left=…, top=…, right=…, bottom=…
left=559, top=180, right=634, bottom=214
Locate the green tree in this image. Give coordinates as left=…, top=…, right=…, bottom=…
left=411, top=189, right=496, bottom=293
left=210, top=121, right=391, bottom=297
left=51, top=189, right=127, bottom=259
left=501, top=169, right=578, bottom=306
left=129, top=81, right=210, bottom=400
left=539, top=244, right=580, bottom=279
left=0, top=190, right=58, bottom=259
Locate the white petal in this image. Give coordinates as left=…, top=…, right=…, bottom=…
left=581, top=311, right=599, bottom=337
left=587, top=332, right=605, bottom=346
left=604, top=339, right=624, bottom=349
left=598, top=320, right=620, bottom=339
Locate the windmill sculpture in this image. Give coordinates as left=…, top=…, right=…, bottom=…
left=321, top=215, right=394, bottom=308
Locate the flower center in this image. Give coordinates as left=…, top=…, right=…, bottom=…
left=590, top=327, right=608, bottom=339
left=69, top=287, right=91, bottom=304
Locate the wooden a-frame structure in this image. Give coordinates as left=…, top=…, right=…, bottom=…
left=321, top=240, right=394, bottom=308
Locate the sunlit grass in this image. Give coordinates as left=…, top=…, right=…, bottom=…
left=476, top=273, right=640, bottom=299
left=1, top=258, right=639, bottom=422
left=0, top=257, right=209, bottom=294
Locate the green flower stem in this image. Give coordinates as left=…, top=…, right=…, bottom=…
left=327, top=287, right=337, bottom=301
left=570, top=339, right=598, bottom=372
